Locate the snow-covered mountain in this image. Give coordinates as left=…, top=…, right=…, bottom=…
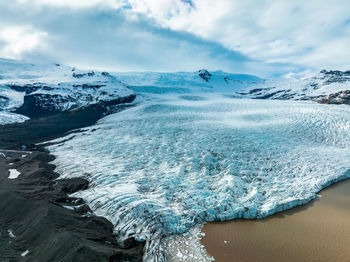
left=1, top=58, right=349, bottom=126
left=0, top=58, right=135, bottom=122
left=115, top=69, right=262, bottom=94
left=238, top=69, right=350, bottom=104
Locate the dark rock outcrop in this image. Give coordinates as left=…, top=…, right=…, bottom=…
left=317, top=90, right=350, bottom=105
left=198, top=69, right=212, bottom=82
left=319, top=69, right=350, bottom=85
left=72, top=71, right=95, bottom=78
left=7, top=84, right=42, bottom=94
left=14, top=94, right=77, bottom=118
left=14, top=91, right=136, bottom=119
left=320, top=69, right=350, bottom=76
left=1, top=96, right=135, bottom=149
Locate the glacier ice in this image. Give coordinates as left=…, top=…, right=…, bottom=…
left=0, top=86, right=28, bottom=124
left=48, top=94, right=350, bottom=260
left=0, top=111, right=28, bottom=125
left=116, top=71, right=262, bottom=95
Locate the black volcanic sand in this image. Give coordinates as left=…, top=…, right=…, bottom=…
left=0, top=101, right=144, bottom=261
left=1, top=95, right=135, bottom=150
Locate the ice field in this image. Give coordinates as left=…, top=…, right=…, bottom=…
left=48, top=94, right=350, bottom=260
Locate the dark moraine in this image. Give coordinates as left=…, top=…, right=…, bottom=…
left=0, top=95, right=144, bottom=262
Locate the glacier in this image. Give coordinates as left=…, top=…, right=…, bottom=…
left=0, top=86, right=27, bottom=124
left=116, top=70, right=262, bottom=94
left=48, top=93, right=350, bottom=260
left=0, top=110, right=28, bottom=125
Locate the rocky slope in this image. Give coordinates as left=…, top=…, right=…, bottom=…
left=238, top=69, right=350, bottom=104
left=0, top=114, right=144, bottom=262
left=0, top=58, right=135, bottom=123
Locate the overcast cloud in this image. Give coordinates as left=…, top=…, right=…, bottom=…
left=0, top=0, right=349, bottom=77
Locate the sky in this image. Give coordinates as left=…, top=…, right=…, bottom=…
left=0, top=0, right=349, bottom=77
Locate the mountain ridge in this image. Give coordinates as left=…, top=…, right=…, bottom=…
left=0, top=59, right=136, bottom=124
left=1, top=58, right=349, bottom=125
left=238, top=69, right=350, bottom=104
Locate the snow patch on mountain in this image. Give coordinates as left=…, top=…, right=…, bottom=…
left=0, top=88, right=25, bottom=110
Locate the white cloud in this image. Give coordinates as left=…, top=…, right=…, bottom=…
left=125, top=0, right=350, bottom=70
left=15, top=0, right=127, bottom=9
left=0, top=26, right=47, bottom=59
left=1, top=0, right=276, bottom=75
left=0, top=0, right=348, bottom=75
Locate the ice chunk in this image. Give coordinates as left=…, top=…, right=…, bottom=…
left=8, top=230, right=15, bottom=238
left=177, top=251, right=183, bottom=258
left=8, top=169, right=21, bottom=179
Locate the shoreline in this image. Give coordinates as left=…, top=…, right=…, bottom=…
left=201, top=177, right=350, bottom=262
left=0, top=100, right=144, bottom=261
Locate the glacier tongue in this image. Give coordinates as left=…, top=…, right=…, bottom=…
left=48, top=94, right=350, bottom=260
left=0, top=110, right=28, bottom=125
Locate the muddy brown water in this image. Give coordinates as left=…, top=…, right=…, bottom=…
left=202, top=179, right=350, bottom=262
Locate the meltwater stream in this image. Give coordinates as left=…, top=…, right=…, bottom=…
left=48, top=95, right=350, bottom=261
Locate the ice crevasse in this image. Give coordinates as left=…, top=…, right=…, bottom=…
left=48, top=95, right=350, bottom=259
